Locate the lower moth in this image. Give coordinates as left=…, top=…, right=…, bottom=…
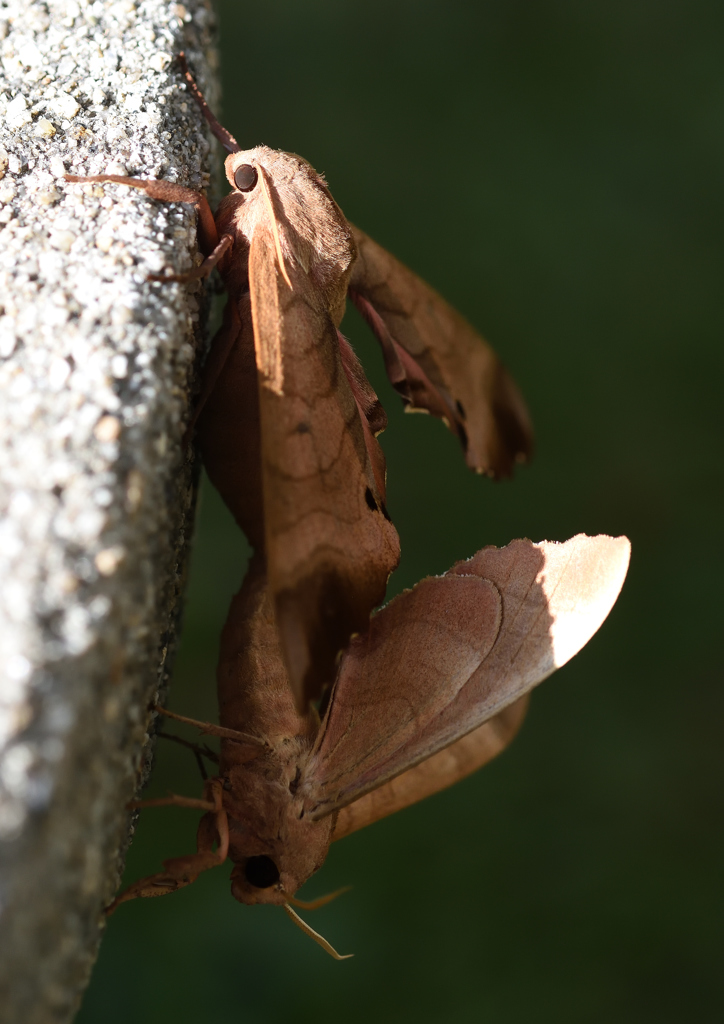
left=65, top=57, right=631, bottom=957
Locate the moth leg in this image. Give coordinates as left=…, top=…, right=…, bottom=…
left=153, top=705, right=267, bottom=750
left=64, top=173, right=218, bottom=253
left=129, top=793, right=216, bottom=812
left=178, top=52, right=240, bottom=154
left=157, top=731, right=219, bottom=780
left=148, top=231, right=233, bottom=284
left=107, top=780, right=228, bottom=914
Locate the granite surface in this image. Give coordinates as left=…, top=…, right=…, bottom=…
left=0, top=1, right=218, bottom=1019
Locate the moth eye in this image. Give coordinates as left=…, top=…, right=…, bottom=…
left=244, top=855, right=280, bottom=888
left=234, top=163, right=258, bottom=192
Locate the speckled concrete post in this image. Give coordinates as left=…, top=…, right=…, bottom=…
left=0, top=2, right=218, bottom=1020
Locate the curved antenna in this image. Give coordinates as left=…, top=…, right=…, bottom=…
left=283, top=904, right=353, bottom=960
left=287, top=886, right=352, bottom=911
left=178, top=52, right=241, bottom=154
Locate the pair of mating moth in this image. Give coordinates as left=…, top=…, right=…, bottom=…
left=67, top=56, right=630, bottom=959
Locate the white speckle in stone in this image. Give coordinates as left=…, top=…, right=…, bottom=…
left=48, top=459, right=75, bottom=485
left=148, top=51, right=172, bottom=72
left=125, top=469, right=144, bottom=512
left=50, top=230, right=76, bottom=252
left=123, top=93, right=143, bottom=113
left=36, top=188, right=61, bottom=205
left=59, top=571, right=79, bottom=595
left=49, top=155, right=66, bottom=178
left=48, top=357, right=71, bottom=390
left=18, top=41, right=44, bottom=67
left=51, top=92, right=81, bottom=120
left=110, top=354, right=128, bottom=378
left=140, top=249, right=165, bottom=273
left=61, top=606, right=93, bottom=655
left=88, top=595, right=111, bottom=620
left=8, top=109, right=32, bottom=130
left=5, top=94, right=28, bottom=119
left=93, top=487, right=114, bottom=507
left=94, top=230, right=114, bottom=252
left=9, top=371, right=32, bottom=398
left=171, top=3, right=192, bottom=22
left=0, top=317, right=17, bottom=357
left=77, top=508, right=107, bottom=543
left=8, top=490, right=34, bottom=517
left=5, top=654, right=32, bottom=682
left=111, top=304, right=133, bottom=326
left=35, top=118, right=56, bottom=138
left=94, top=415, right=121, bottom=442
left=2, top=743, right=35, bottom=796
left=94, top=546, right=125, bottom=576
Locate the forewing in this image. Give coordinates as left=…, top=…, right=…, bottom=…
left=302, top=534, right=630, bottom=819
left=300, top=574, right=502, bottom=815
left=249, top=221, right=401, bottom=710
left=349, top=225, right=533, bottom=478
left=196, top=296, right=265, bottom=549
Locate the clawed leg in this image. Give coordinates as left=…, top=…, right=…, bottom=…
left=157, top=730, right=219, bottom=780
left=64, top=173, right=219, bottom=253
left=148, top=232, right=233, bottom=283
left=129, top=793, right=216, bottom=812
left=107, top=779, right=228, bottom=914
left=154, top=705, right=267, bottom=753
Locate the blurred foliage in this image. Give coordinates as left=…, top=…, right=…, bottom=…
left=79, top=1, right=723, bottom=1021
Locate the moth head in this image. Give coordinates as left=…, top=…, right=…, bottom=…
left=226, top=804, right=334, bottom=906
left=224, top=146, right=314, bottom=196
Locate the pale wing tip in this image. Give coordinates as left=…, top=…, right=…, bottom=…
left=535, top=533, right=631, bottom=670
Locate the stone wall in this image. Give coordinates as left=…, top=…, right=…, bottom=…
left=0, top=2, right=218, bottom=1019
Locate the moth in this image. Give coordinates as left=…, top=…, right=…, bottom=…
left=110, top=533, right=629, bottom=959
left=64, top=58, right=631, bottom=957
left=67, top=54, right=533, bottom=713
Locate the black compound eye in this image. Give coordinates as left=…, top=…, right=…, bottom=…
left=234, top=163, right=258, bottom=192
left=244, top=855, right=280, bottom=889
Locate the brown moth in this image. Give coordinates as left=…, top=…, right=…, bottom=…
left=64, top=58, right=631, bottom=957
left=110, top=535, right=630, bottom=959
left=66, top=54, right=532, bottom=712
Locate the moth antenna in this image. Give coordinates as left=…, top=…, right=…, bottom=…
left=255, top=162, right=294, bottom=290
left=287, top=886, right=352, bottom=911
left=178, top=52, right=241, bottom=154
left=283, top=903, right=354, bottom=960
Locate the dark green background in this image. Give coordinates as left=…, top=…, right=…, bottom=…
left=79, top=2, right=723, bottom=1021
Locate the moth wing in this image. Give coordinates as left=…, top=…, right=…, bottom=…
left=349, top=225, right=533, bottom=478
left=249, top=221, right=400, bottom=710
left=331, top=695, right=529, bottom=841
left=302, top=534, right=630, bottom=819
left=196, top=295, right=266, bottom=550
